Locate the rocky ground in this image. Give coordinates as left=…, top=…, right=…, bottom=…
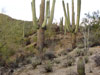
left=0, top=33, right=100, bottom=75
left=0, top=45, right=100, bottom=75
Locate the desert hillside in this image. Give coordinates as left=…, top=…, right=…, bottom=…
left=0, top=13, right=100, bottom=75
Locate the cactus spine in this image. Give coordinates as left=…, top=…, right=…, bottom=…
left=77, top=56, right=85, bottom=75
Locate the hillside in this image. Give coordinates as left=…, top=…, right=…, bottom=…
left=0, top=14, right=100, bottom=75
left=0, top=13, right=36, bottom=66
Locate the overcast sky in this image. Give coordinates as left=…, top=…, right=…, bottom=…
left=0, top=0, right=100, bottom=23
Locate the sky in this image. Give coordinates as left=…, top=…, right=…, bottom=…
left=0, top=0, right=100, bottom=23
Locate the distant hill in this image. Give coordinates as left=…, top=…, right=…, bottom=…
left=0, top=13, right=35, bottom=60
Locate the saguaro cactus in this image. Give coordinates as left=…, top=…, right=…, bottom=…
left=77, top=56, right=85, bottom=75
left=31, top=0, right=56, bottom=53
left=48, top=0, right=56, bottom=25
left=59, top=17, right=64, bottom=33
left=62, top=0, right=81, bottom=49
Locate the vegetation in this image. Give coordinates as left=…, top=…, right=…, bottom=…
left=77, top=56, right=85, bottom=75
left=0, top=0, right=100, bottom=75
left=0, top=13, right=35, bottom=66
left=94, top=54, right=100, bottom=66
left=62, top=0, right=81, bottom=49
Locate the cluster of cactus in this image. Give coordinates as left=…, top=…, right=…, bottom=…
left=31, top=0, right=56, bottom=29
left=62, top=0, right=81, bottom=33
left=62, top=0, right=81, bottom=48
left=31, top=0, right=56, bottom=52
left=77, top=56, right=85, bottom=75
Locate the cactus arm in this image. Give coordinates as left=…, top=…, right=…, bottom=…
left=31, top=0, right=38, bottom=29
left=39, top=0, right=45, bottom=26
left=67, top=3, right=72, bottom=32
left=72, top=0, right=75, bottom=31
left=62, top=0, right=70, bottom=31
left=48, top=0, right=56, bottom=25
left=64, top=19, right=67, bottom=34
left=48, top=0, right=50, bottom=18
left=60, top=17, right=63, bottom=32
left=67, top=3, right=70, bottom=27
left=42, top=0, right=49, bottom=28
left=75, top=0, right=81, bottom=33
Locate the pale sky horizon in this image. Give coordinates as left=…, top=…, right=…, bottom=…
left=0, top=0, right=100, bottom=23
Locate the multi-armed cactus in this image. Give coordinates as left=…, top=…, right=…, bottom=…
left=77, top=56, right=85, bottom=75
left=31, top=0, right=49, bottom=29
left=31, top=0, right=56, bottom=52
left=62, top=0, right=81, bottom=48
left=31, top=0, right=56, bottom=29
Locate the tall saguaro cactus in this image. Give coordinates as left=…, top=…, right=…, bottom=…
left=31, top=0, right=56, bottom=53
left=62, top=0, right=81, bottom=49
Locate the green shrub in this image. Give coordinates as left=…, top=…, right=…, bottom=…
left=76, top=49, right=85, bottom=56
left=44, top=60, right=53, bottom=72
left=84, top=56, right=89, bottom=63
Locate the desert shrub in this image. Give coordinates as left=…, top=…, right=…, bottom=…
left=88, top=51, right=93, bottom=56
left=84, top=56, right=89, bottom=63
left=53, top=59, right=60, bottom=64
left=63, top=55, right=75, bottom=67
left=21, top=38, right=31, bottom=46
left=67, top=71, right=78, bottom=75
left=94, top=54, right=100, bottom=66
left=43, top=51, right=56, bottom=60
left=32, top=36, right=37, bottom=42
left=76, top=41, right=84, bottom=49
left=66, top=55, right=75, bottom=66
left=32, top=59, right=42, bottom=69
left=0, top=45, right=16, bottom=66
left=58, top=48, right=72, bottom=56
left=44, top=61, right=53, bottom=73
left=76, top=49, right=85, bottom=56
left=81, top=11, right=100, bottom=47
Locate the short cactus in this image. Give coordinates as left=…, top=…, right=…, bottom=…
left=77, top=56, right=85, bottom=75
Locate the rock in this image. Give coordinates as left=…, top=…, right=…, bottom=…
left=43, top=51, right=56, bottom=60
